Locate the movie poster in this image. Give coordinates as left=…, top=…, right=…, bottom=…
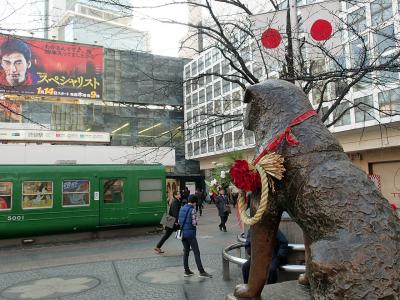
left=0, top=34, right=103, bottom=99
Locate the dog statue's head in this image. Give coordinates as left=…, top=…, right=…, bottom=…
left=244, top=80, right=313, bottom=144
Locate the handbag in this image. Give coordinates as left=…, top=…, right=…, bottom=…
left=175, top=229, right=183, bottom=240
left=160, top=213, right=176, bottom=229
left=224, top=204, right=231, bottom=214
left=176, top=207, right=192, bottom=239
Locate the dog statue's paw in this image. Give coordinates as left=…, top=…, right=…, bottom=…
left=298, top=273, right=310, bottom=285
left=234, top=284, right=259, bottom=299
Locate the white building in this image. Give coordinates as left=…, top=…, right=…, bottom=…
left=183, top=0, right=400, bottom=207
left=47, top=0, right=150, bottom=51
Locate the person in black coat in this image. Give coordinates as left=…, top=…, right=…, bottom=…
left=215, top=188, right=230, bottom=232
left=242, top=229, right=289, bottom=284
left=154, top=191, right=182, bottom=254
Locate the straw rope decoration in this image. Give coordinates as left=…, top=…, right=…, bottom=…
left=237, top=153, right=285, bottom=225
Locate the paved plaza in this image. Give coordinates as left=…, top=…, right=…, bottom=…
left=0, top=206, right=244, bottom=300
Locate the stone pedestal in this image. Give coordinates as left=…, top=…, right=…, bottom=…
left=226, top=281, right=311, bottom=300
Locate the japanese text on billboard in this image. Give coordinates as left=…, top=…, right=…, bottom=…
left=0, top=34, right=103, bottom=99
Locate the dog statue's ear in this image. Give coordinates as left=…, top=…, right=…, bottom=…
left=243, top=86, right=253, bottom=103
left=244, top=84, right=263, bottom=104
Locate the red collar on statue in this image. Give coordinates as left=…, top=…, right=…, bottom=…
left=253, top=110, right=317, bottom=165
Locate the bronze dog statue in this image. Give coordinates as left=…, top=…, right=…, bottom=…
left=234, top=80, right=400, bottom=299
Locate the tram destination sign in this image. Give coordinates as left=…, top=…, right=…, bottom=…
left=0, top=34, right=103, bottom=99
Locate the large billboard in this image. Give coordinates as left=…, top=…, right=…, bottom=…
left=0, top=34, right=103, bottom=99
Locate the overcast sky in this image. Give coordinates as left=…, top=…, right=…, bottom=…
left=0, top=0, right=188, bottom=57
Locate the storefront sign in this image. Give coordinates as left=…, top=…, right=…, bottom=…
left=0, top=34, right=103, bottom=99
left=0, top=129, right=110, bottom=143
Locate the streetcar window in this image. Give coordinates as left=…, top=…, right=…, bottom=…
left=103, top=179, right=124, bottom=204
left=22, top=181, right=53, bottom=209
left=62, top=180, right=90, bottom=207
left=0, top=182, right=12, bottom=210
left=139, top=179, right=162, bottom=203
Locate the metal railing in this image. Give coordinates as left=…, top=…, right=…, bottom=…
left=222, top=234, right=306, bottom=281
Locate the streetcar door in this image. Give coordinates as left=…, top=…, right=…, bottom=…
left=99, top=178, right=128, bottom=226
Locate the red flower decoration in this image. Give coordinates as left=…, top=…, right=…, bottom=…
left=230, top=160, right=261, bottom=192
left=390, top=203, right=398, bottom=211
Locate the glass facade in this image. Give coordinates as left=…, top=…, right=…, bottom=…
left=1, top=99, right=183, bottom=148
left=183, top=0, right=400, bottom=160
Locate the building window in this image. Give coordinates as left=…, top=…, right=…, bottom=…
left=191, top=61, right=198, bottom=75
left=224, top=132, right=233, bottom=149
left=378, top=88, right=400, bottom=117
left=0, top=182, right=12, bottom=210
left=206, top=86, right=213, bottom=102
left=198, top=57, right=204, bottom=72
left=212, top=48, right=221, bottom=62
left=214, top=99, right=222, bottom=114
left=200, top=124, right=206, bottom=138
left=186, top=111, right=192, bottom=126
left=232, top=91, right=241, bottom=109
left=198, top=76, right=205, bottom=88
left=348, top=7, right=366, bottom=37
left=193, top=126, right=199, bottom=139
left=215, top=120, right=222, bottom=134
left=375, top=25, right=396, bottom=63
left=207, top=121, right=215, bottom=135
left=205, top=52, right=212, bottom=68
left=205, top=69, right=212, bottom=84
left=222, top=80, right=231, bottom=94
left=223, top=96, right=231, bottom=112
left=184, top=65, right=190, bottom=80
left=207, top=102, right=213, bottom=115
left=187, top=143, right=193, bottom=156
left=355, top=95, right=375, bottom=122
left=234, top=130, right=243, bottom=147
left=371, top=0, right=392, bottom=27
left=194, top=141, right=200, bottom=155
left=213, top=64, right=221, bottom=81
left=222, top=60, right=230, bottom=75
left=192, top=93, right=199, bottom=107
left=318, top=106, right=330, bottom=125
left=333, top=102, right=351, bottom=126
left=62, top=180, right=90, bottom=207
left=199, top=106, right=206, bottom=121
left=223, top=120, right=233, bottom=131
left=216, top=134, right=223, bottom=151
left=185, top=128, right=192, bottom=141
left=185, top=96, right=191, bottom=110
left=139, top=179, right=162, bottom=203
left=214, top=81, right=221, bottom=98
left=185, top=83, right=191, bottom=95
left=374, top=25, right=398, bottom=82
left=244, top=130, right=255, bottom=145
left=199, top=89, right=205, bottom=104
left=208, top=137, right=215, bottom=152
left=22, top=181, right=53, bottom=209
left=191, top=79, right=198, bottom=92
left=201, top=139, right=207, bottom=154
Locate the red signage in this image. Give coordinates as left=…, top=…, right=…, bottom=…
left=0, top=34, right=103, bottom=99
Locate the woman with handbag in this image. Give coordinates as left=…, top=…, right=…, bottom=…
left=215, top=187, right=230, bottom=232
left=178, top=194, right=212, bottom=278
left=154, top=191, right=182, bottom=254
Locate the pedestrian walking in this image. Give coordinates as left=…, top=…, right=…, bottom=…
left=178, top=194, right=212, bottom=278
left=154, top=191, right=182, bottom=254
left=215, top=187, right=230, bottom=232
left=195, top=188, right=204, bottom=216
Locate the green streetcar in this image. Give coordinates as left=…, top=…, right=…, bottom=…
left=0, top=164, right=166, bottom=239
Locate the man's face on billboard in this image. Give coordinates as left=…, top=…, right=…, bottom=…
left=1, top=52, right=31, bottom=86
